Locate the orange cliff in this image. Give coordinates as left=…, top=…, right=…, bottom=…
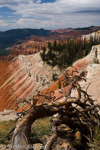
left=11, top=37, right=48, bottom=57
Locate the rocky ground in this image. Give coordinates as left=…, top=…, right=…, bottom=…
left=0, top=110, right=17, bottom=121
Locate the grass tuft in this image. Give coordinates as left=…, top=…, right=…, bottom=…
left=31, top=117, right=52, bottom=138
left=0, top=120, right=15, bottom=144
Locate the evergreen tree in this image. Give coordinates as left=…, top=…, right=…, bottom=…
left=58, top=80, right=61, bottom=89
left=48, top=42, right=51, bottom=50
left=47, top=49, right=52, bottom=60
left=40, top=47, right=46, bottom=61
left=54, top=40, right=57, bottom=50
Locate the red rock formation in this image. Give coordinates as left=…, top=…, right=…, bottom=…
left=51, top=26, right=100, bottom=34
left=0, top=55, right=14, bottom=61
left=51, top=28, right=74, bottom=33
left=11, top=37, right=48, bottom=57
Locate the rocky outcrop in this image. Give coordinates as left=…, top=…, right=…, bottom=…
left=78, top=63, right=100, bottom=102
left=82, top=30, right=100, bottom=40
left=0, top=109, right=17, bottom=121
left=90, top=44, right=100, bottom=62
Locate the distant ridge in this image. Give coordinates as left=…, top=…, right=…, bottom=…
left=0, top=26, right=100, bottom=56
left=0, top=28, right=51, bottom=56
left=51, top=26, right=100, bottom=33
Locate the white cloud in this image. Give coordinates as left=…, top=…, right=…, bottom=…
left=0, top=0, right=100, bottom=30
left=0, top=0, right=100, bottom=15
left=0, top=20, right=8, bottom=26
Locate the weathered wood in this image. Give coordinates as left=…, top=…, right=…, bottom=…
left=44, top=133, right=57, bottom=150
left=12, top=132, right=29, bottom=150
left=12, top=106, right=61, bottom=150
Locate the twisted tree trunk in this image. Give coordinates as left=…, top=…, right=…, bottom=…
left=12, top=106, right=61, bottom=150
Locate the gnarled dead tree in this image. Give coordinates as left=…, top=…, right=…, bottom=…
left=10, top=67, right=100, bottom=150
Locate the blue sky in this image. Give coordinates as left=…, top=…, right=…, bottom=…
left=0, top=0, right=100, bottom=31
left=41, top=0, right=55, bottom=3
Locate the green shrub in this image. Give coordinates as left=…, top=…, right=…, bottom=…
left=93, top=58, right=99, bottom=64
left=80, top=71, right=85, bottom=77
left=31, top=125, right=51, bottom=138
left=0, top=120, right=15, bottom=144
left=52, top=73, right=58, bottom=81
left=0, top=136, right=6, bottom=144
left=31, top=118, right=51, bottom=138
left=63, top=82, right=69, bottom=87
left=88, top=125, right=100, bottom=149
left=58, top=80, right=61, bottom=89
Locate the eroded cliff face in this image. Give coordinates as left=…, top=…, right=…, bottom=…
left=1, top=44, right=100, bottom=112
left=0, top=52, right=61, bottom=111
left=0, top=52, right=93, bottom=112
left=82, top=30, right=100, bottom=40
left=11, top=37, right=48, bottom=57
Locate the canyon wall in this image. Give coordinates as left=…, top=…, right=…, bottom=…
left=11, top=38, right=48, bottom=57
